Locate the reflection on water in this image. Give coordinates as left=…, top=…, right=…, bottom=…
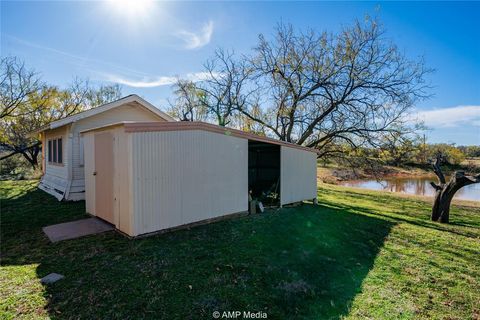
left=340, top=177, right=480, bottom=201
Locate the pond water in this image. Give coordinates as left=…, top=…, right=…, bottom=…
left=340, top=176, right=480, bottom=202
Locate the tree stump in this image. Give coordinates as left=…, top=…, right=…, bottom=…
left=430, top=156, right=480, bottom=223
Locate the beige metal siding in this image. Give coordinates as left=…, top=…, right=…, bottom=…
left=280, top=146, right=317, bottom=205
left=83, top=127, right=134, bottom=235
left=113, top=128, right=134, bottom=235
left=131, top=130, right=248, bottom=236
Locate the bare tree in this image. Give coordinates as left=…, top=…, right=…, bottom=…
left=51, top=78, right=122, bottom=118
left=171, top=17, right=432, bottom=166
left=237, top=18, right=432, bottom=157
left=198, top=49, right=253, bottom=126
left=430, top=155, right=480, bottom=223
left=168, top=79, right=207, bottom=121
left=0, top=56, right=43, bottom=119
left=170, top=49, right=254, bottom=126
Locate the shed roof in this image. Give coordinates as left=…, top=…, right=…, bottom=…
left=32, top=94, right=174, bottom=134
left=81, top=121, right=318, bottom=154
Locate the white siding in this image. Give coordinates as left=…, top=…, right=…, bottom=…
left=71, top=102, right=166, bottom=182
left=39, top=126, right=70, bottom=199
left=84, top=133, right=95, bottom=214
left=280, top=146, right=317, bottom=205
left=44, top=126, right=69, bottom=180
left=42, top=101, right=166, bottom=201
left=131, top=130, right=248, bottom=236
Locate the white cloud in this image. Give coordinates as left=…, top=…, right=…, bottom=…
left=6, top=34, right=149, bottom=78
left=176, top=21, right=213, bottom=49
left=417, top=105, right=480, bottom=128
left=103, top=72, right=214, bottom=88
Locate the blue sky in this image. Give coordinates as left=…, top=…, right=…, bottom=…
left=1, top=1, right=479, bottom=145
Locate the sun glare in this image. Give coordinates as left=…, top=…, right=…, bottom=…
left=108, top=0, right=154, bottom=18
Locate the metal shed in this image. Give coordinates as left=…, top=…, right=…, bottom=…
left=81, top=121, right=317, bottom=237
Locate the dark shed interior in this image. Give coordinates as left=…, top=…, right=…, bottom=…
left=248, top=141, right=280, bottom=205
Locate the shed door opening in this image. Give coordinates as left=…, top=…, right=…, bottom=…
left=248, top=141, right=280, bottom=206
left=94, top=132, right=114, bottom=224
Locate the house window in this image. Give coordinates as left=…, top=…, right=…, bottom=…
left=48, top=137, right=63, bottom=165
left=57, top=138, right=63, bottom=163
left=48, top=140, right=52, bottom=162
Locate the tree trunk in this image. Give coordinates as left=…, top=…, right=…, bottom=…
left=430, top=156, right=480, bottom=223
left=0, top=142, right=41, bottom=169
left=431, top=185, right=455, bottom=223
left=21, top=146, right=39, bottom=169
left=431, top=188, right=442, bottom=221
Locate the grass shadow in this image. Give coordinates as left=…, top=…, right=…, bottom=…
left=319, top=186, right=480, bottom=239
left=1, top=181, right=394, bottom=319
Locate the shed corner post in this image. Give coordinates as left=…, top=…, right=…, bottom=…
left=127, top=131, right=137, bottom=237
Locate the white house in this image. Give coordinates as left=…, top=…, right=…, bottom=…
left=34, top=95, right=174, bottom=201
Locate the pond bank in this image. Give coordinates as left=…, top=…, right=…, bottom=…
left=318, top=165, right=480, bottom=202
left=317, top=165, right=433, bottom=184
left=339, top=177, right=480, bottom=202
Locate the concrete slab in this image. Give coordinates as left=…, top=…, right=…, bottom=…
left=43, top=218, right=114, bottom=243
left=41, top=273, right=64, bottom=284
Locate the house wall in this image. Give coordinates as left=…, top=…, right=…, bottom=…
left=280, top=146, right=317, bottom=205
left=130, top=130, right=248, bottom=236
left=83, top=131, right=95, bottom=214
left=39, top=126, right=70, bottom=199
left=59, top=101, right=166, bottom=201
left=44, top=126, right=69, bottom=179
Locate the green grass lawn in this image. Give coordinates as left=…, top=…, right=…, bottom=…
left=1, top=180, right=479, bottom=319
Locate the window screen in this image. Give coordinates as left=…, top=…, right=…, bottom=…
left=48, top=138, right=63, bottom=164
left=52, top=139, right=57, bottom=163
left=57, top=138, right=62, bottom=164
left=48, top=140, right=52, bottom=162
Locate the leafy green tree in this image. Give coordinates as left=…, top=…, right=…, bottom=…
left=458, top=145, right=480, bottom=158
left=0, top=58, right=122, bottom=168
left=378, top=131, right=420, bottom=166
left=427, top=144, right=466, bottom=166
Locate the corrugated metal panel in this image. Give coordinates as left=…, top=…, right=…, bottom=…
left=280, top=146, right=317, bottom=205
left=131, top=130, right=248, bottom=236
left=83, top=127, right=134, bottom=235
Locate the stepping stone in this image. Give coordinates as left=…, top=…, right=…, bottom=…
left=43, top=217, right=114, bottom=243
left=41, top=273, right=64, bottom=284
